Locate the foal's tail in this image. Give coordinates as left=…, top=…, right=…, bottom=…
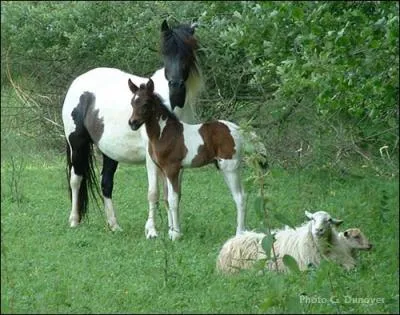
left=249, top=131, right=269, bottom=170
left=66, top=140, right=101, bottom=222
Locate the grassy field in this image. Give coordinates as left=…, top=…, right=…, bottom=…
left=1, top=148, right=399, bottom=313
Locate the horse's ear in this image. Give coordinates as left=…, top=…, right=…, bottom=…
left=161, top=20, right=169, bottom=32
left=146, top=79, right=154, bottom=93
left=128, top=79, right=138, bottom=94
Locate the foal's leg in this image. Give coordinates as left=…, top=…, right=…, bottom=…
left=144, top=152, right=160, bottom=238
left=162, top=175, right=173, bottom=230
left=101, top=154, right=122, bottom=231
left=219, top=161, right=246, bottom=235
left=165, top=167, right=183, bottom=241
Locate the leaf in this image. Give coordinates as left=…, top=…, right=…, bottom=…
left=292, top=7, right=304, bottom=20
left=282, top=254, right=300, bottom=273
left=233, top=11, right=241, bottom=19
left=253, top=258, right=267, bottom=272
left=260, top=296, right=279, bottom=311
left=261, top=233, right=275, bottom=259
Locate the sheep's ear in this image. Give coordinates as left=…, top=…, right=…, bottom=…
left=331, top=218, right=343, bottom=226
left=305, top=211, right=313, bottom=220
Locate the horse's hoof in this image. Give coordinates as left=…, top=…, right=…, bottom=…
left=69, top=218, right=79, bottom=228
left=110, top=224, right=123, bottom=232
left=169, top=229, right=182, bottom=241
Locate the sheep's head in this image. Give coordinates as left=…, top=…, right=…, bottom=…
left=343, top=228, right=372, bottom=250
left=305, top=210, right=343, bottom=239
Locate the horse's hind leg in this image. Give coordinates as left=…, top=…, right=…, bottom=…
left=219, top=162, right=246, bottom=235
left=101, top=154, right=122, bottom=231
left=67, top=135, right=91, bottom=227
left=144, top=152, right=160, bottom=238
left=69, top=160, right=82, bottom=228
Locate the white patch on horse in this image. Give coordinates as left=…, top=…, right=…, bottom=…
left=173, top=69, right=203, bottom=124
left=151, top=69, right=171, bottom=110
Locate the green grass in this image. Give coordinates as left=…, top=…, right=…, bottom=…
left=1, top=152, right=399, bottom=313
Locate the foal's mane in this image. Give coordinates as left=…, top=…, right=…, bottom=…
left=138, top=83, right=180, bottom=122
left=155, top=94, right=180, bottom=122
left=161, top=23, right=199, bottom=72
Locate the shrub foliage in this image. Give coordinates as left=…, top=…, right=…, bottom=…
left=1, top=1, right=398, bottom=168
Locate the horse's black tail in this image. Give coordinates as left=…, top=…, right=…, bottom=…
left=65, top=138, right=101, bottom=223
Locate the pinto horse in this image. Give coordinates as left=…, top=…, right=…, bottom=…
left=62, top=20, right=202, bottom=236
left=127, top=78, right=246, bottom=240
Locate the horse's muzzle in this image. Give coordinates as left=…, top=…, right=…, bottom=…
left=169, top=84, right=186, bottom=109
left=128, top=119, right=142, bottom=131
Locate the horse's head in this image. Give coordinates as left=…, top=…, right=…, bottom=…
left=161, top=19, right=199, bottom=109
left=127, top=78, right=157, bottom=130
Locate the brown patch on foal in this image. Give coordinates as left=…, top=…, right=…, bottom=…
left=147, top=112, right=188, bottom=194
left=191, top=121, right=236, bottom=167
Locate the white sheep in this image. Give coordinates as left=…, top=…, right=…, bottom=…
left=216, top=231, right=268, bottom=274
left=216, top=220, right=372, bottom=274
left=325, top=228, right=373, bottom=270
left=216, top=210, right=346, bottom=274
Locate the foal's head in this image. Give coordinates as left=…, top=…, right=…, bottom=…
left=127, top=79, right=158, bottom=130
left=160, top=19, right=199, bottom=109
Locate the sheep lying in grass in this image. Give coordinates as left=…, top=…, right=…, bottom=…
left=216, top=211, right=371, bottom=274
left=326, top=228, right=373, bottom=270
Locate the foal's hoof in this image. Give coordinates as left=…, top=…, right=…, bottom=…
left=236, top=228, right=246, bottom=236
left=169, top=229, right=182, bottom=241
left=145, top=229, right=158, bottom=239
left=145, top=220, right=158, bottom=239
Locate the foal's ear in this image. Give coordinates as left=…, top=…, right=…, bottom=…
left=128, top=79, right=139, bottom=94
left=161, top=20, right=170, bottom=32
left=190, top=21, right=199, bottom=34
left=146, top=79, right=154, bottom=93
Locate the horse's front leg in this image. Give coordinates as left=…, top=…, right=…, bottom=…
left=144, top=151, right=160, bottom=239
left=101, top=154, right=122, bottom=231
left=165, top=167, right=183, bottom=241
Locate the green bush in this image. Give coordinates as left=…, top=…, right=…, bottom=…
left=1, top=1, right=398, bottom=169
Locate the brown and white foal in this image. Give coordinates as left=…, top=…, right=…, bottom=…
left=128, top=78, right=246, bottom=240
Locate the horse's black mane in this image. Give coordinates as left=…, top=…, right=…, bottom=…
left=161, top=23, right=198, bottom=71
